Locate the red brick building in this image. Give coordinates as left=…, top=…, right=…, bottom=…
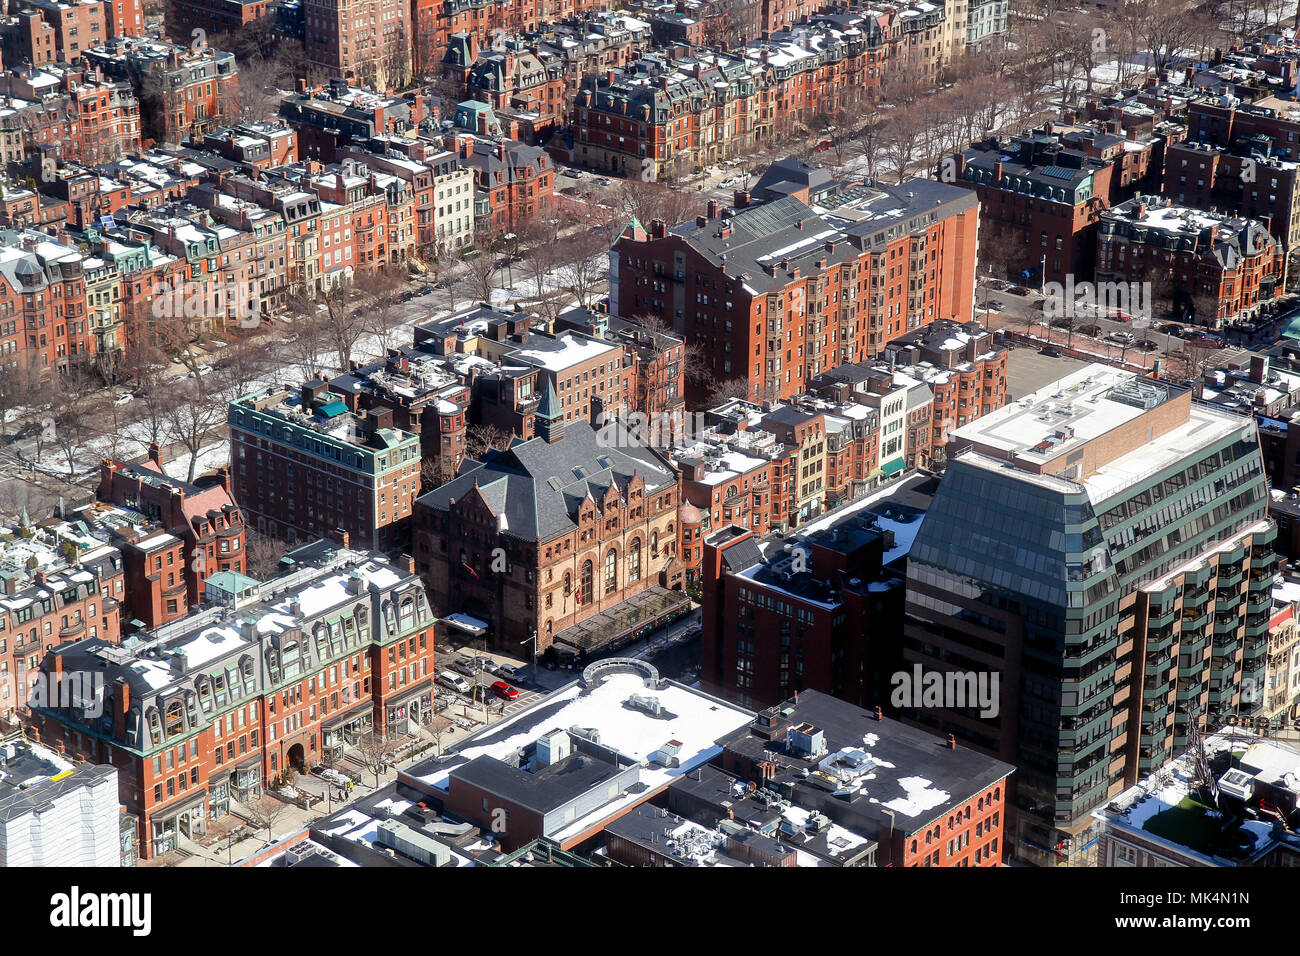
left=26, top=542, right=438, bottom=859
left=1097, top=196, right=1285, bottom=328
left=717, top=691, right=1014, bottom=866
left=229, top=382, right=423, bottom=553
left=413, top=384, right=682, bottom=653
left=610, top=180, right=979, bottom=405
left=699, top=474, right=925, bottom=711
left=84, top=37, right=239, bottom=145
left=95, top=451, right=248, bottom=625
left=0, top=522, right=124, bottom=722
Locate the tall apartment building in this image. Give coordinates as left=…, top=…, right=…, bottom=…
left=610, top=181, right=978, bottom=405
left=302, top=0, right=411, bottom=91
left=904, top=364, right=1277, bottom=865
left=166, top=0, right=275, bottom=44
left=27, top=541, right=438, bottom=860
left=1184, top=92, right=1300, bottom=286
left=1096, top=196, right=1284, bottom=328
left=1162, top=140, right=1300, bottom=262
left=229, top=381, right=423, bottom=553
left=946, top=135, right=1114, bottom=286
left=0, top=519, right=124, bottom=721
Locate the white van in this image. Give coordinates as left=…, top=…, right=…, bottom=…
left=439, top=671, right=472, bottom=694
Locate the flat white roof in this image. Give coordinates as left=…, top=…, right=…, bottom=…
left=408, top=671, right=753, bottom=838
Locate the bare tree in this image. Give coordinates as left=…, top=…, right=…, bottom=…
left=420, top=456, right=456, bottom=493
left=211, top=334, right=275, bottom=400
left=706, top=376, right=752, bottom=407
left=162, top=379, right=228, bottom=483
left=1167, top=341, right=1221, bottom=382
left=556, top=228, right=609, bottom=309
left=219, top=54, right=290, bottom=125
left=243, top=529, right=285, bottom=580
left=290, top=275, right=393, bottom=376
left=359, top=271, right=408, bottom=360
left=47, top=360, right=104, bottom=479
left=245, top=793, right=292, bottom=845
left=465, top=423, right=514, bottom=461
left=353, top=730, right=402, bottom=787
left=464, top=242, right=502, bottom=305
left=0, top=357, right=45, bottom=439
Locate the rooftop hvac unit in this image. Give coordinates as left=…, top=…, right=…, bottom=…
left=1218, top=768, right=1255, bottom=802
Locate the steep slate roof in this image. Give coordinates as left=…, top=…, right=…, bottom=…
left=417, top=419, right=677, bottom=543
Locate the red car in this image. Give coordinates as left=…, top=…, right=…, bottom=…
left=491, top=681, right=519, bottom=701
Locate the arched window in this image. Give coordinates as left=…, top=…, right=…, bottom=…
left=629, top=538, right=641, bottom=581
left=605, top=548, right=617, bottom=594
left=563, top=572, right=572, bottom=595
left=579, top=560, right=593, bottom=606
left=651, top=530, right=659, bottom=556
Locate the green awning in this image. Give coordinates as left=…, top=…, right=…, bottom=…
left=881, top=457, right=907, bottom=478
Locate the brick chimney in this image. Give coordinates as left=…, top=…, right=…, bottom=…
left=148, top=442, right=163, bottom=468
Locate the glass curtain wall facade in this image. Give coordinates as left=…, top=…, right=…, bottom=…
left=904, top=413, right=1274, bottom=865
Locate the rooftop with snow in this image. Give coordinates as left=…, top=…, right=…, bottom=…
left=401, top=659, right=753, bottom=845
left=718, top=690, right=1015, bottom=842
left=1094, top=729, right=1300, bottom=865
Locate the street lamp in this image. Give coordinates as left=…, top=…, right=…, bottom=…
left=519, top=626, right=538, bottom=679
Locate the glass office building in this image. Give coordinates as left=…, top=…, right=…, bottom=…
left=903, top=365, right=1276, bottom=865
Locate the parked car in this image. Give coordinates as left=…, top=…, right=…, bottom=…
left=1039, top=347, right=1063, bottom=358
left=1136, top=339, right=1161, bottom=352
left=490, top=681, right=519, bottom=701
left=1079, top=324, right=1104, bottom=337
left=1050, top=317, right=1074, bottom=329
left=498, top=664, right=524, bottom=682
left=596, top=177, right=613, bottom=185
left=439, top=671, right=472, bottom=694
left=478, top=657, right=500, bottom=676
left=113, top=392, right=133, bottom=406
left=1159, top=322, right=1183, bottom=335
left=562, top=168, right=583, bottom=179
left=453, top=657, right=478, bottom=677
left=986, top=299, right=1006, bottom=311
left=1106, top=330, right=1136, bottom=345
left=1009, top=285, right=1034, bottom=296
